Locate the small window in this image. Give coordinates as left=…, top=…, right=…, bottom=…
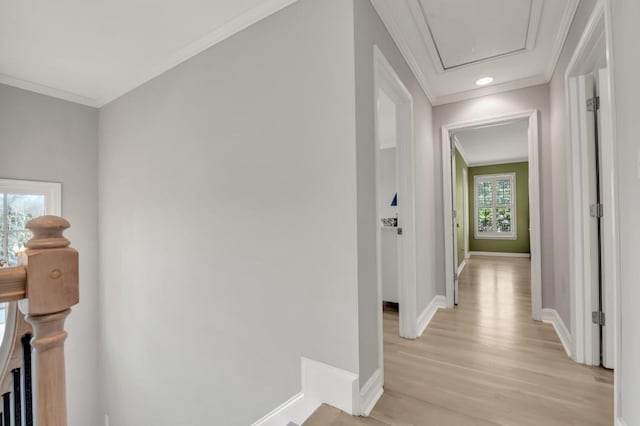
left=0, top=179, right=61, bottom=266
left=474, top=173, right=516, bottom=239
left=0, top=179, right=61, bottom=335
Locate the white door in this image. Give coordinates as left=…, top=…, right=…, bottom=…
left=582, top=70, right=614, bottom=368
left=597, top=68, right=615, bottom=369
left=450, top=136, right=459, bottom=305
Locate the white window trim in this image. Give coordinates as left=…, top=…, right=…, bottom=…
left=0, top=179, right=61, bottom=216
left=0, top=178, right=62, bottom=265
left=474, top=173, right=517, bottom=240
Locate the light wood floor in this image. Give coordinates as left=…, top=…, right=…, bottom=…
left=305, top=256, right=613, bottom=426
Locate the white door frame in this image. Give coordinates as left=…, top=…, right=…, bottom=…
left=565, top=0, right=619, bottom=392
left=441, top=110, right=542, bottom=319
left=462, top=167, right=470, bottom=260
left=374, top=43, right=417, bottom=359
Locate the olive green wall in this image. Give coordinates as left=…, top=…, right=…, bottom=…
left=455, top=149, right=467, bottom=266
left=468, top=162, right=530, bottom=253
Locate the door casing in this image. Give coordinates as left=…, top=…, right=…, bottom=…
left=441, top=110, right=542, bottom=319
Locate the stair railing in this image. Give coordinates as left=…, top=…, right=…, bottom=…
left=0, top=216, right=79, bottom=426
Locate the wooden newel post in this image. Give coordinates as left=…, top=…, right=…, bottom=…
left=21, top=216, right=79, bottom=426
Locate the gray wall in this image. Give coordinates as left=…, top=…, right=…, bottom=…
left=353, top=0, right=436, bottom=386
left=0, top=84, right=99, bottom=426
left=432, top=85, right=552, bottom=304
left=548, top=0, right=598, bottom=332
left=611, top=1, right=640, bottom=423
left=98, top=1, right=360, bottom=424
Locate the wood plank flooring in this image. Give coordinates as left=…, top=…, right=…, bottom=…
left=304, top=256, right=613, bottom=426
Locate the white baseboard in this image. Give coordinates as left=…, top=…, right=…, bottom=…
left=616, top=418, right=627, bottom=426
left=456, top=259, right=467, bottom=275
left=417, top=295, right=447, bottom=337
left=469, top=251, right=530, bottom=258
left=541, top=308, right=573, bottom=358
left=252, top=357, right=359, bottom=425
left=251, top=392, right=319, bottom=426
left=301, top=357, right=359, bottom=415
left=359, top=368, right=383, bottom=416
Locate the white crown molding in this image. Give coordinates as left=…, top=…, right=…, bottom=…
left=544, top=0, right=581, bottom=79
left=542, top=308, right=573, bottom=358
left=466, top=157, right=529, bottom=167
left=433, top=73, right=549, bottom=106
left=526, top=0, right=545, bottom=51
left=370, top=0, right=436, bottom=103
left=0, top=73, right=99, bottom=108
left=2, top=0, right=299, bottom=108
left=406, top=0, right=444, bottom=74
left=373, top=0, right=580, bottom=107
left=409, top=0, right=544, bottom=73
left=97, top=0, right=299, bottom=107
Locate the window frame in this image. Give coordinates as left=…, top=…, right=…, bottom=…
left=0, top=179, right=62, bottom=265
left=473, top=173, right=517, bottom=240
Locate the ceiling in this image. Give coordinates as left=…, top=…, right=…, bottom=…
left=1, top=0, right=579, bottom=108
left=454, top=119, right=529, bottom=166
left=0, top=0, right=297, bottom=107
left=371, top=0, right=579, bottom=105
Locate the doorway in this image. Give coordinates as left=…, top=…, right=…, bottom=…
left=441, top=110, right=542, bottom=319
left=373, top=45, right=417, bottom=355
left=565, top=0, right=618, bottom=372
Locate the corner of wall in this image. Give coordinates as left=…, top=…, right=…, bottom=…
left=417, top=295, right=447, bottom=337
left=252, top=357, right=365, bottom=425
left=541, top=308, right=572, bottom=358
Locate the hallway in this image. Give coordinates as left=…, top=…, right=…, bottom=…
left=306, top=257, right=613, bottom=425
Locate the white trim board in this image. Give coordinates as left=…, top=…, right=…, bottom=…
left=417, top=295, right=447, bottom=337
left=468, top=251, right=530, bottom=258
left=359, top=369, right=383, bottom=417
left=374, top=46, right=417, bottom=340
left=252, top=357, right=359, bottom=426
left=251, top=392, right=317, bottom=426
left=456, top=259, right=467, bottom=276
left=0, top=74, right=99, bottom=108
left=542, top=309, right=573, bottom=358
left=616, top=419, right=627, bottom=426
left=466, top=157, right=530, bottom=168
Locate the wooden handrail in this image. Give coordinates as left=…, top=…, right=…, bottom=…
left=0, top=215, right=79, bottom=426
left=0, top=266, right=26, bottom=302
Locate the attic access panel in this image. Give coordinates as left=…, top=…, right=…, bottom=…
left=418, top=0, right=535, bottom=70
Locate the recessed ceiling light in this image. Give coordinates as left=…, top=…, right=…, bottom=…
left=475, top=77, right=494, bottom=86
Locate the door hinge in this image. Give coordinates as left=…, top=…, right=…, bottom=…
left=397, top=227, right=403, bottom=236
left=590, top=203, right=604, bottom=218
left=592, top=311, right=606, bottom=326
left=587, top=96, right=600, bottom=112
